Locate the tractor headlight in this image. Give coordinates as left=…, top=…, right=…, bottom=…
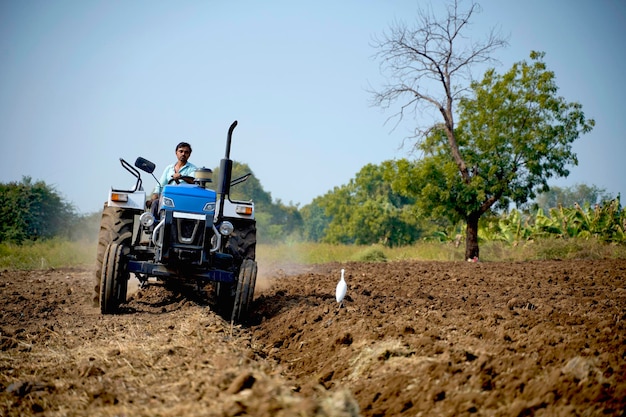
left=162, top=197, right=174, bottom=208
left=139, top=212, right=155, bottom=227
left=218, top=221, right=234, bottom=236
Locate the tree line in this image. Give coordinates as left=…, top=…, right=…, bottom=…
left=297, top=165, right=624, bottom=246
left=0, top=167, right=622, bottom=246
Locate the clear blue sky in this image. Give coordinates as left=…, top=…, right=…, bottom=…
left=1, top=0, right=624, bottom=213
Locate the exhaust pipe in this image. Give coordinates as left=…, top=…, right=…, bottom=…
left=217, top=120, right=238, bottom=218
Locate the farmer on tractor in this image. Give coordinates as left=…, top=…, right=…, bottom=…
left=96, top=121, right=258, bottom=323
left=149, top=141, right=197, bottom=218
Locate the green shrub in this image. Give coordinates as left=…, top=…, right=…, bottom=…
left=352, top=245, right=387, bottom=262
left=530, top=237, right=626, bottom=260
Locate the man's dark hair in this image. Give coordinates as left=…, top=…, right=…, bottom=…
left=176, top=142, right=192, bottom=153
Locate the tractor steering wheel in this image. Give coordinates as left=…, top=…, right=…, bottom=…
left=167, top=176, right=195, bottom=185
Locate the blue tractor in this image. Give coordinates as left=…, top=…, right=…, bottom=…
left=95, top=121, right=257, bottom=322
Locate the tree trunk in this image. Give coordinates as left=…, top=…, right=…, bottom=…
left=465, top=213, right=480, bottom=261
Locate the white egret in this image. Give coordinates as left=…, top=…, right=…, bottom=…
left=336, top=268, right=347, bottom=307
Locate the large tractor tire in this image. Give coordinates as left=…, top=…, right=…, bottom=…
left=94, top=205, right=134, bottom=305
left=100, top=242, right=130, bottom=314
left=231, top=258, right=258, bottom=323
left=227, top=221, right=256, bottom=261
left=216, top=221, right=257, bottom=321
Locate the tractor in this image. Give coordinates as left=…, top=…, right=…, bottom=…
left=94, top=121, right=257, bottom=322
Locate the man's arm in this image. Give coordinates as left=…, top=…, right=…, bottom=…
left=152, top=164, right=174, bottom=198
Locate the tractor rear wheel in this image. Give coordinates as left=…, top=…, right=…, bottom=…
left=94, top=205, right=134, bottom=305
left=214, top=221, right=257, bottom=321
left=100, top=242, right=129, bottom=314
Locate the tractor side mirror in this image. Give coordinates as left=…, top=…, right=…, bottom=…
left=135, top=157, right=156, bottom=174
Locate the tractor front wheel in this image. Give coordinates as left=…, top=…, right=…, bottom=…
left=94, top=205, right=134, bottom=305
left=100, top=242, right=129, bottom=314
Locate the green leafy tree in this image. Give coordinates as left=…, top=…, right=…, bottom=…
left=396, top=52, right=594, bottom=258
left=300, top=198, right=331, bottom=242
left=216, top=161, right=273, bottom=207
left=310, top=163, right=422, bottom=246
left=0, top=177, right=75, bottom=243
left=214, top=161, right=302, bottom=243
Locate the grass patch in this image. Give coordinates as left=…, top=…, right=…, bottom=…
left=257, top=243, right=358, bottom=265
left=258, top=241, right=466, bottom=264
left=259, top=238, right=625, bottom=265
left=1, top=237, right=624, bottom=271
left=0, top=238, right=96, bottom=270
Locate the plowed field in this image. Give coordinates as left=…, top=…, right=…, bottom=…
left=1, top=259, right=625, bottom=416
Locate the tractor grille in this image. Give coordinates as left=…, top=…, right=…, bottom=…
left=176, top=218, right=202, bottom=244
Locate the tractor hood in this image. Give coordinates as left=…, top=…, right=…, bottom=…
left=161, top=184, right=217, bottom=214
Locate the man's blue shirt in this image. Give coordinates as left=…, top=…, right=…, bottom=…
left=153, top=162, right=197, bottom=194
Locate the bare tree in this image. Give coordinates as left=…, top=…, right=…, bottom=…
left=373, top=0, right=507, bottom=170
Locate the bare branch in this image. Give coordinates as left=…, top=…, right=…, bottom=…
left=371, top=0, right=508, bottom=135
left=371, top=0, right=508, bottom=182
